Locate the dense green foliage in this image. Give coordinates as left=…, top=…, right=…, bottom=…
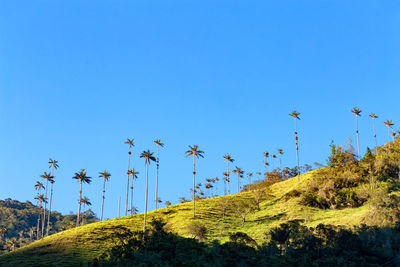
left=95, top=218, right=400, bottom=266
left=0, top=199, right=97, bottom=254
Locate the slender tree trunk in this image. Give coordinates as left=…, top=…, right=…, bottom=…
left=143, top=163, right=149, bottom=234
left=118, top=196, right=121, bottom=218
left=373, top=118, right=378, bottom=154
left=155, top=147, right=160, bottom=210
left=81, top=203, right=85, bottom=226
left=237, top=174, right=240, bottom=193
left=101, top=178, right=106, bottom=221
left=125, top=148, right=131, bottom=216
left=42, top=180, right=49, bottom=238
left=280, top=156, right=282, bottom=170
left=46, top=182, right=54, bottom=236
left=294, top=118, right=300, bottom=181
left=76, top=181, right=83, bottom=227
left=192, top=156, right=196, bottom=218
left=130, top=182, right=133, bottom=215
left=227, top=161, right=230, bottom=195
left=37, top=202, right=41, bottom=240
left=224, top=179, right=226, bottom=196
left=355, top=115, right=361, bottom=159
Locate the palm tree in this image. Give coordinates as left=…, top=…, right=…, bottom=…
left=247, top=172, right=253, bottom=185
left=40, top=172, right=53, bottom=238
left=263, top=152, right=269, bottom=173
left=289, top=111, right=301, bottom=180
left=186, top=145, right=205, bottom=218
left=271, top=154, right=277, bottom=169
left=351, top=107, right=362, bottom=159
left=222, top=172, right=228, bottom=195
left=369, top=114, right=379, bottom=153
left=384, top=120, right=395, bottom=142
left=223, top=154, right=234, bottom=195
left=47, top=159, right=59, bottom=236
left=34, top=181, right=44, bottom=239
left=278, top=149, right=284, bottom=170
left=233, top=167, right=244, bottom=193
left=72, top=169, right=91, bottom=227
left=80, top=196, right=92, bottom=225
left=127, top=168, right=139, bottom=215
left=140, top=150, right=156, bottom=234
left=124, top=138, right=134, bottom=216
left=34, top=194, right=46, bottom=240
left=99, top=171, right=111, bottom=221
left=154, top=139, right=164, bottom=210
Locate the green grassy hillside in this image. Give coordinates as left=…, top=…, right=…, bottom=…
left=0, top=170, right=373, bottom=266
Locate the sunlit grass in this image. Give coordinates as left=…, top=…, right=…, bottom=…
left=0, top=171, right=373, bottom=266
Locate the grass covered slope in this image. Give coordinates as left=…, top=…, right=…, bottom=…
left=0, top=170, right=373, bottom=266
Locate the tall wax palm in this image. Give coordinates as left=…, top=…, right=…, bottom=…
left=233, top=167, right=244, bottom=193
left=384, top=120, right=395, bottom=142
left=72, top=169, right=91, bottom=227
left=46, top=159, right=59, bottom=235
left=278, top=149, right=284, bottom=170
left=271, top=154, right=277, bottom=169
left=124, top=138, right=134, bottom=216
left=80, top=197, right=92, bottom=225
left=154, top=139, right=164, bottom=210
left=99, top=171, right=111, bottom=221
left=222, top=172, right=228, bottom=195
left=140, top=150, right=156, bottom=234
left=127, top=169, right=139, bottom=215
left=223, top=154, right=234, bottom=195
left=351, top=107, right=362, bottom=159
left=34, top=194, right=46, bottom=240
left=247, top=172, right=253, bottom=184
left=369, top=114, right=379, bottom=153
left=34, top=182, right=44, bottom=240
left=186, top=145, right=205, bottom=218
left=289, top=111, right=301, bottom=180
left=40, top=172, right=53, bottom=237
left=263, top=152, right=269, bottom=173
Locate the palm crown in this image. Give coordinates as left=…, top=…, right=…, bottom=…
left=278, top=149, right=283, bottom=155
left=154, top=139, right=164, bottom=147
left=233, top=167, right=244, bottom=176
left=34, top=181, right=44, bottom=191
left=369, top=113, right=378, bottom=119
left=40, top=172, right=54, bottom=182
left=127, top=169, right=139, bottom=179
left=263, top=152, right=269, bottom=158
left=99, top=171, right=111, bottom=181
left=384, top=120, right=394, bottom=128
left=223, top=154, right=234, bottom=162
left=125, top=138, right=135, bottom=148
left=35, top=194, right=47, bottom=204
left=185, top=145, right=204, bottom=158
left=140, top=150, right=156, bottom=165
left=351, top=107, right=362, bottom=116
left=48, top=159, right=59, bottom=170
left=289, top=111, right=301, bottom=120
left=73, top=169, right=91, bottom=184
left=80, top=197, right=91, bottom=206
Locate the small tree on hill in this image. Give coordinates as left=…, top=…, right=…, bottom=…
left=233, top=198, right=257, bottom=226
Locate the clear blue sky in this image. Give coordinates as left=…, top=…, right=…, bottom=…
left=0, top=0, right=399, bottom=219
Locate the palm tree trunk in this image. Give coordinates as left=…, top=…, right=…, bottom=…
left=76, top=181, right=83, bottom=227
left=355, top=115, right=361, bottom=160
left=46, top=182, right=54, bottom=236
left=143, top=163, right=149, bottom=234
left=192, top=156, right=196, bottom=218
left=237, top=175, right=240, bottom=193
left=373, top=118, right=378, bottom=154
left=130, top=180, right=134, bottom=215
left=224, top=179, right=226, bottom=196
left=280, top=156, right=282, bottom=170
left=42, top=180, right=49, bottom=238
left=155, top=147, right=159, bottom=210
left=227, top=161, right=230, bottom=195
left=118, top=196, right=121, bottom=217
left=36, top=202, right=41, bottom=240
left=125, top=149, right=131, bottom=216
left=294, top=118, right=300, bottom=181
left=101, top=178, right=106, bottom=221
